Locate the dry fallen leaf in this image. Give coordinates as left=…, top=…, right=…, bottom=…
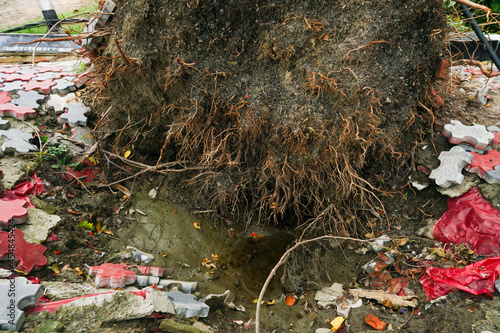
left=193, top=222, right=201, bottom=229
left=211, top=253, right=218, bottom=261
left=124, top=150, right=131, bottom=158
left=267, top=299, right=276, bottom=305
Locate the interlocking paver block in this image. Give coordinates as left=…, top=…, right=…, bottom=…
left=0, top=277, right=43, bottom=331
left=11, top=91, right=45, bottom=110
left=3, top=73, right=37, bottom=82
left=0, top=81, right=25, bottom=93
left=0, top=66, right=21, bottom=74
left=442, top=120, right=494, bottom=149
left=0, top=92, right=12, bottom=104
left=491, top=132, right=500, bottom=149
left=0, top=199, right=28, bottom=228
left=159, top=280, right=197, bottom=293
left=457, top=142, right=491, bottom=154
left=0, top=128, right=37, bottom=154
left=47, top=93, right=77, bottom=114
left=487, top=123, right=500, bottom=132
left=88, top=263, right=137, bottom=288
left=0, top=228, right=48, bottom=272
left=36, top=65, right=66, bottom=73
left=136, top=275, right=160, bottom=287
left=465, top=150, right=500, bottom=178
left=429, top=146, right=474, bottom=188
left=484, top=166, right=500, bottom=184
left=138, top=266, right=165, bottom=277
left=22, top=79, right=56, bottom=94
left=0, top=117, right=9, bottom=130
left=58, top=102, right=89, bottom=127
left=0, top=103, right=36, bottom=120
left=52, top=78, right=76, bottom=95
left=166, top=290, right=210, bottom=318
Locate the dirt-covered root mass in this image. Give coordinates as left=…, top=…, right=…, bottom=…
left=88, top=0, right=447, bottom=233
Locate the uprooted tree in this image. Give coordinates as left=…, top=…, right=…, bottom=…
left=87, top=0, right=447, bottom=235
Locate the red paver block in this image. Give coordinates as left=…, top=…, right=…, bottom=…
left=138, top=266, right=165, bottom=277
left=36, top=66, right=66, bottom=73
left=491, top=132, right=500, bottom=149
left=0, top=66, right=21, bottom=74
left=88, top=263, right=137, bottom=288
left=435, top=59, right=450, bottom=80
left=0, top=103, right=36, bottom=120
left=3, top=73, right=37, bottom=82
left=0, top=92, right=11, bottom=104
left=0, top=199, right=28, bottom=229
left=22, top=80, right=56, bottom=94
left=0, top=228, right=47, bottom=273
left=465, top=150, right=500, bottom=178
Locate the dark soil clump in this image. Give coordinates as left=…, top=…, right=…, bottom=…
left=88, top=0, right=447, bottom=234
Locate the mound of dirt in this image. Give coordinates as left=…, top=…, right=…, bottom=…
left=88, top=0, right=447, bottom=233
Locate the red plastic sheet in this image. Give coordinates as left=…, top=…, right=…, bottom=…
left=433, top=187, right=500, bottom=256
left=420, top=257, right=500, bottom=299
left=0, top=173, right=46, bottom=207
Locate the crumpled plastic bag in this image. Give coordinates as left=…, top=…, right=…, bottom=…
left=420, top=257, right=500, bottom=299
left=0, top=173, right=46, bottom=207
left=433, top=187, right=500, bottom=256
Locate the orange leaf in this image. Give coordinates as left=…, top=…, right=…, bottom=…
left=364, top=314, right=387, bottom=331
left=193, top=222, right=201, bottom=229
left=285, top=295, right=296, bottom=306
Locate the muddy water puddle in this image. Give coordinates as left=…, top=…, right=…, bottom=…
left=111, top=192, right=301, bottom=300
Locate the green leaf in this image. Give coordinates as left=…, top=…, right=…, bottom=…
left=79, top=220, right=95, bottom=231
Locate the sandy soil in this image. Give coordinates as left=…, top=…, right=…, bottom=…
left=0, top=0, right=94, bottom=29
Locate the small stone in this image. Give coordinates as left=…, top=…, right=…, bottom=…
left=18, top=207, right=61, bottom=243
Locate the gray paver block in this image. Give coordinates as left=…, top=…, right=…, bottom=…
left=0, top=277, right=43, bottom=331
left=0, top=80, right=25, bottom=93
left=52, top=78, right=76, bottom=95
left=429, top=146, right=474, bottom=188
left=166, top=290, right=210, bottom=318
left=0, top=117, right=9, bottom=130
left=457, top=142, right=491, bottom=154
left=484, top=166, right=500, bottom=184
left=32, top=72, right=57, bottom=81
left=58, top=102, right=89, bottom=127
left=442, top=120, right=494, bottom=149
left=11, top=91, right=46, bottom=110
left=136, top=275, right=160, bottom=287
left=159, top=279, right=197, bottom=293
left=487, top=124, right=500, bottom=132
left=0, top=128, right=37, bottom=154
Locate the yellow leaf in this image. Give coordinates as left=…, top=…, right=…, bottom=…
left=124, top=150, right=131, bottom=158
left=88, top=156, right=97, bottom=165
left=193, top=222, right=201, bottom=229
left=51, top=263, right=60, bottom=274
left=96, top=222, right=102, bottom=233
left=211, top=253, right=219, bottom=261
left=429, top=247, right=446, bottom=257
left=267, top=299, right=276, bottom=305
left=75, top=267, right=83, bottom=275
left=365, top=232, right=374, bottom=239
left=103, top=229, right=114, bottom=235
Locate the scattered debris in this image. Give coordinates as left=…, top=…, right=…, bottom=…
left=350, top=288, right=417, bottom=308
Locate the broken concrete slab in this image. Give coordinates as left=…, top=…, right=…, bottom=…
left=17, top=207, right=61, bottom=243
left=159, top=318, right=209, bottom=333
left=0, top=156, right=31, bottom=189
left=437, top=173, right=481, bottom=197
left=429, top=146, right=474, bottom=188
left=41, top=281, right=102, bottom=300
left=167, top=290, right=210, bottom=318
left=0, top=128, right=37, bottom=154
left=0, top=277, right=43, bottom=331
left=144, top=287, right=176, bottom=314
left=201, top=290, right=230, bottom=310
left=442, top=120, right=494, bottom=149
